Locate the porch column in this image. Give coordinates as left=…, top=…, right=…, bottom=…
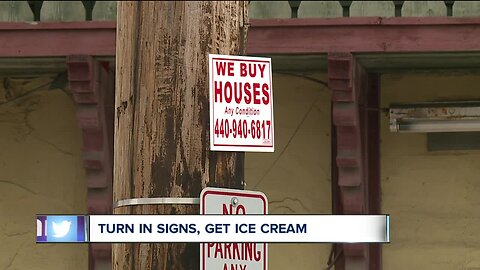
left=67, top=55, right=115, bottom=270
left=328, top=53, right=381, bottom=270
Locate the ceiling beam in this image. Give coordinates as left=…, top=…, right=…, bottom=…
left=247, top=17, right=480, bottom=54
left=2, top=17, right=480, bottom=69
left=0, top=21, right=115, bottom=57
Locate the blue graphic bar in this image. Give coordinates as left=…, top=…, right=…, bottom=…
left=36, top=215, right=88, bottom=243
left=36, top=214, right=390, bottom=243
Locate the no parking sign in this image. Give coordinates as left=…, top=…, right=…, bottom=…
left=200, top=187, right=268, bottom=270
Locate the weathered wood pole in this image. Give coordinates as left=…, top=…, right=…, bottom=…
left=113, top=1, right=248, bottom=269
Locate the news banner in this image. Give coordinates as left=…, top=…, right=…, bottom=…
left=36, top=214, right=389, bottom=243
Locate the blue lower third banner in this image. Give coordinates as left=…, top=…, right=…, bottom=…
left=36, top=215, right=389, bottom=243
left=88, top=215, right=389, bottom=243
left=36, top=215, right=88, bottom=243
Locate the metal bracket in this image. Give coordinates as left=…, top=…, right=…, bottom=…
left=113, top=197, right=200, bottom=208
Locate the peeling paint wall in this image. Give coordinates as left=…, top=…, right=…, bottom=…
left=0, top=77, right=88, bottom=269
left=245, top=73, right=332, bottom=269
left=381, top=72, right=480, bottom=269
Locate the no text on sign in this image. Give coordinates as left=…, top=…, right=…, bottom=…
left=209, top=54, right=274, bottom=152
left=200, top=187, right=268, bottom=270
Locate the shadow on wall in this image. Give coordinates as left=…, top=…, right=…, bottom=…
left=0, top=76, right=88, bottom=269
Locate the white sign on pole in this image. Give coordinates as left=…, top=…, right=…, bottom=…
left=209, top=54, right=274, bottom=152
left=200, top=187, right=268, bottom=270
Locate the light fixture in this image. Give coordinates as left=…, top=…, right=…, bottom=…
left=389, top=101, right=480, bottom=133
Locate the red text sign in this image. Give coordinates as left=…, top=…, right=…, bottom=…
left=200, top=187, right=268, bottom=270
left=209, top=54, right=274, bottom=152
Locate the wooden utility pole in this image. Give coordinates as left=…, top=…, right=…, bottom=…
left=113, top=1, right=248, bottom=269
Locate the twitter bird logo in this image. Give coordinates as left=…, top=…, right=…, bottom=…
left=52, top=220, right=72, bottom=238
left=43, top=215, right=85, bottom=242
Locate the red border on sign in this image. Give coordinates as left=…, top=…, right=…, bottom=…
left=212, top=57, right=270, bottom=63
left=211, top=57, right=274, bottom=149
left=201, top=189, right=268, bottom=270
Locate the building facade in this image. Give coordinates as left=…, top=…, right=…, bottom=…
left=1, top=1, right=480, bottom=269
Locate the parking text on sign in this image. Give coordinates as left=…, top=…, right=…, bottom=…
left=201, top=188, right=268, bottom=270
left=209, top=54, right=274, bottom=152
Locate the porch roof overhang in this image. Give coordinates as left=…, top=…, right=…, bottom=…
left=248, top=17, right=480, bottom=54
left=2, top=17, right=480, bottom=72
left=0, top=21, right=116, bottom=57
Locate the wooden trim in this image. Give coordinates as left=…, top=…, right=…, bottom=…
left=67, top=55, right=114, bottom=269
left=366, top=73, right=381, bottom=270
left=0, top=21, right=115, bottom=30
left=329, top=53, right=382, bottom=270
left=330, top=104, right=346, bottom=269
left=2, top=17, right=480, bottom=58
left=247, top=17, right=480, bottom=54
left=0, top=22, right=115, bottom=57
left=250, top=17, right=480, bottom=27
